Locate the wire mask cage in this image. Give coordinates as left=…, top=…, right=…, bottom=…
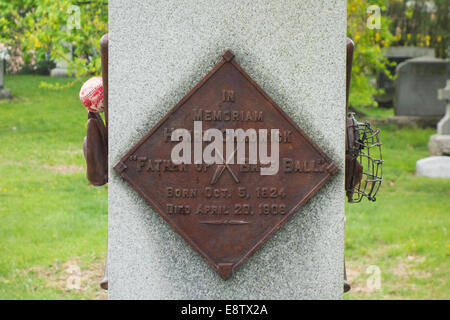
left=346, top=113, right=383, bottom=203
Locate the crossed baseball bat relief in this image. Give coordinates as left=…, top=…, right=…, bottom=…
left=210, top=148, right=240, bottom=185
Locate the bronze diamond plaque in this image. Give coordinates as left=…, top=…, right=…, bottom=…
left=114, top=50, right=338, bottom=280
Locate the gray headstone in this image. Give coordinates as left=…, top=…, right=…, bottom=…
left=109, top=0, right=346, bottom=300
left=394, top=57, right=450, bottom=117
left=416, top=156, right=450, bottom=178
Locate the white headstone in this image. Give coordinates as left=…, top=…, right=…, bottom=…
left=0, top=57, right=4, bottom=89
left=0, top=46, right=11, bottom=99
left=416, top=156, right=450, bottom=178
left=429, top=80, right=450, bottom=156
left=109, top=0, right=346, bottom=299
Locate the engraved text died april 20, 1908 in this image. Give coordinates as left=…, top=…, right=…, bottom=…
left=114, top=50, right=338, bottom=280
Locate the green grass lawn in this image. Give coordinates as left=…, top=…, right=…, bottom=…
left=0, top=75, right=448, bottom=299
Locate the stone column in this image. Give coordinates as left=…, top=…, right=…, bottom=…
left=109, top=0, right=346, bottom=299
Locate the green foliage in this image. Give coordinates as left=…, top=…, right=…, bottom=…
left=347, top=0, right=395, bottom=108
left=0, top=0, right=107, bottom=86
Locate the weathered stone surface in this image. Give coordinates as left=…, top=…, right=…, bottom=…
left=416, top=156, right=450, bottom=178
left=394, top=57, right=450, bottom=117
left=429, top=134, right=450, bottom=156
left=109, top=0, right=346, bottom=300
left=50, top=67, right=69, bottom=78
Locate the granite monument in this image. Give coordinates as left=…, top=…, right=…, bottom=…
left=108, top=0, right=346, bottom=300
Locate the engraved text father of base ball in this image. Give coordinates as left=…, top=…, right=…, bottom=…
left=114, top=50, right=338, bottom=280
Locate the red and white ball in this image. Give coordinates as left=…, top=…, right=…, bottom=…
left=79, top=76, right=104, bottom=113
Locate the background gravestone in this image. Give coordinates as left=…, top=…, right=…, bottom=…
left=109, top=0, right=346, bottom=300
left=50, top=58, right=69, bottom=77
left=376, top=46, right=435, bottom=107
left=437, top=80, right=450, bottom=135
left=416, top=156, right=450, bottom=178
left=394, top=57, right=450, bottom=117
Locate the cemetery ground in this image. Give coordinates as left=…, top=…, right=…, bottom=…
left=0, top=75, right=448, bottom=300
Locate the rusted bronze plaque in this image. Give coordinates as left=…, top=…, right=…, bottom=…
left=114, top=50, right=338, bottom=280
